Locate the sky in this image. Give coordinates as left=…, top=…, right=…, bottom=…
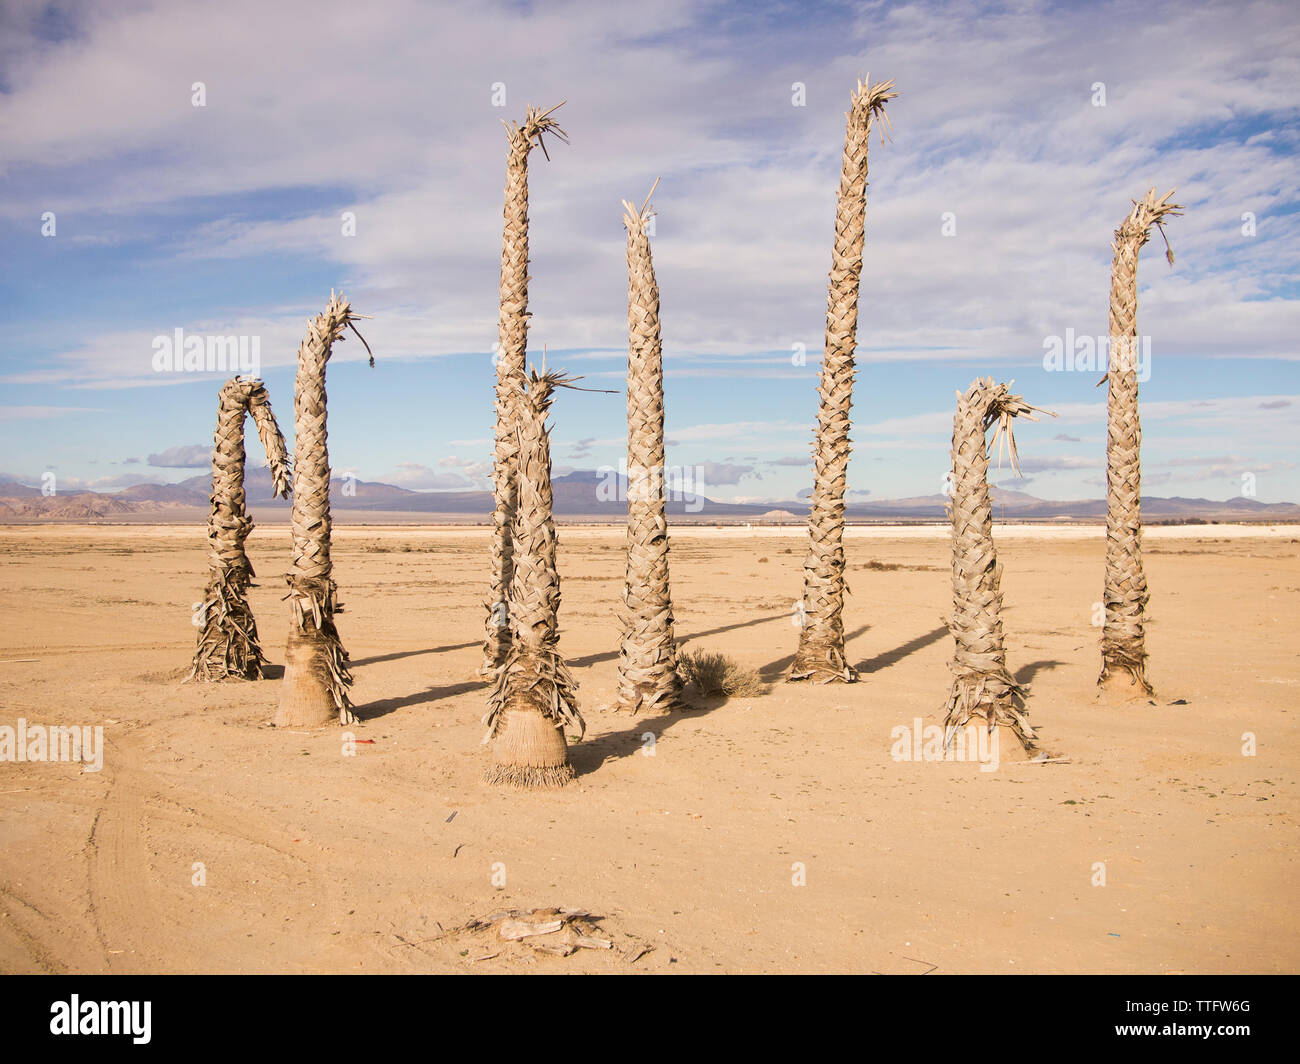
left=0, top=0, right=1297, bottom=505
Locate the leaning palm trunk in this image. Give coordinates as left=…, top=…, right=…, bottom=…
left=188, top=377, right=290, bottom=681
left=1100, top=188, right=1181, bottom=698
left=482, top=369, right=584, bottom=788
left=617, top=184, right=681, bottom=713
left=791, top=77, right=897, bottom=683
left=275, top=291, right=367, bottom=728
left=483, top=103, right=568, bottom=674
left=943, top=378, right=1052, bottom=753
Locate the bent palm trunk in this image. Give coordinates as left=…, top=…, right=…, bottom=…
left=483, top=103, right=568, bottom=674
left=276, top=291, right=365, bottom=728
left=791, top=77, right=896, bottom=683
left=189, top=377, right=290, bottom=681
left=944, top=378, right=1052, bottom=754
left=617, top=186, right=681, bottom=713
left=483, top=369, right=584, bottom=787
left=1100, top=188, right=1181, bottom=698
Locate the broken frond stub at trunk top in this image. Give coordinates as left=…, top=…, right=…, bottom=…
left=944, top=378, right=1056, bottom=754
left=483, top=368, right=586, bottom=788
left=276, top=290, right=369, bottom=728
left=188, top=376, right=290, bottom=683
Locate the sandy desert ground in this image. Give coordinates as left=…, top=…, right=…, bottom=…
left=0, top=522, right=1296, bottom=974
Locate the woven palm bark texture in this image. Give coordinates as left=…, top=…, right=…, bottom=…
left=483, top=369, right=585, bottom=788
left=483, top=103, right=568, bottom=674
left=616, top=185, right=682, bottom=713
left=791, top=77, right=897, bottom=683
left=276, top=291, right=367, bottom=728
left=189, top=377, right=290, bottom=682
left=943, top=378, right=1052, bottom=752
left=1100, top=187, right=1181, bottom=697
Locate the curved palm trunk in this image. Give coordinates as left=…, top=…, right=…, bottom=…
left=482, top=369, right=584, bottom=788
left=1100, top=188, right=1181, bottom=698
left=483, top=103, right=568, bottom=674
left=188, top=377, right=290, bottom=682
left=275, top=291, right=365, bottom=728
left=944, top=378, right=1052, bottom=754
left=791, top=77, right=896, bottom=684
left=617, top=186, right=681, bottom=713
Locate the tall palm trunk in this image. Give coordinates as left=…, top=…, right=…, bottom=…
left=275, top=291, right=366, bottom=728
left=944, top=378, right=1052, bottom=754
left=483, top=103, right=568, bottom=674
left=791, top=77, right=896, bottom=684
left=189, top=377, right=290, bottom=682
left=482, top=369, right=584, bottom=788
left=617, top=185, right=681, bottom=713
left=1100, top=188, right=1181, bottom=698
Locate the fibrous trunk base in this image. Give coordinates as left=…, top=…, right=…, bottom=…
left=1098, top=660, right=1154, bottom=701
left=275, top=625, right=354, bottom=727
left=189, top=566, right=265, bottom=682
left=485, top=708, right=574, bottom=789
left=789, top=640, right=859, bottom=684
left=942, top=673, right=1035, bottom=755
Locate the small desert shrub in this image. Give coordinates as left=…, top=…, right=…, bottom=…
left=677, top=649, right=764, bottom=698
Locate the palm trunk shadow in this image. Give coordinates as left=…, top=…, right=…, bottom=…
left=355, top=680, right=483, bottom=721
left=760, top=624, right=871, bottom=680
left=566, top=611, right=787, bottom=669
left=350, top=641, right=478, bottom=669
left=855, top=626, right=948, bottom=675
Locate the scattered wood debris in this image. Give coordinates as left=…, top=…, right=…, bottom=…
left=439, top=907, right=648, bottom=966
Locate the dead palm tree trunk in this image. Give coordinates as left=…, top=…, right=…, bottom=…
left=275, top=291, right=369, bottom=728
left=617, top=183, right=681, bottom=713
left=1100, top=188, right=1181, bottom=698
left=791, top=77, right=896, bottom=684
left=188, top=376, right=290, bottom=682
left=483, top=103, right=568, bottom=675
left=482, top=368, right=584, bottom=788
left=944, top=378, right=1052, bottom=753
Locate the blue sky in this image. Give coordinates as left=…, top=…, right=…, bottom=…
left=1, top=0, right=1297, bottom=503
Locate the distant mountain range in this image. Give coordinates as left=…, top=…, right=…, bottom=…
left=1, top=469, right=1297, bottom=522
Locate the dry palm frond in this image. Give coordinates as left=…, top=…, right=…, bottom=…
left=791, top=76, right=897, bottom=684
left=483, top=102, right=569, bottom=675
left=275, top=290, right=369, bottom=728
left=943, top=378, right=1055, bottom=752
left=188, top=375, right=290, bottom=682
left=616, top=181, right=682, bottom=714
left=1100, top=188, right=1181, bottom=697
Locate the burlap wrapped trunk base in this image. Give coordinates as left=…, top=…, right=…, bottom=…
left=617, top=184, right=682, bottom=713
left=791, top=76, right=897, bottom=684
left=482, top=370, right=585, bottom=788
left=1100, top=187, right=1181, bottom=700
left=188, top=377, right=290, bottom=682
left=275, top=291, right=368, bottom=728
left=943, top=378, right=1053, bottom=754
left=483, top=103, right=568, bottom=675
